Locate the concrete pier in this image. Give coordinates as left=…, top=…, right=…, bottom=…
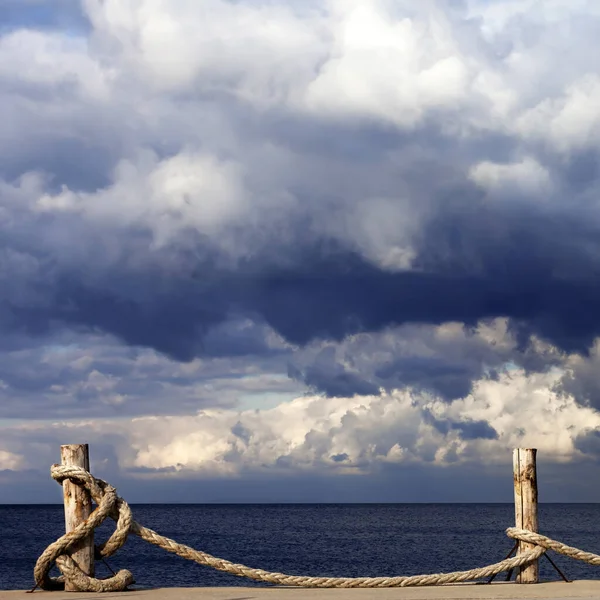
left=3, top=582, right=600, bottom=600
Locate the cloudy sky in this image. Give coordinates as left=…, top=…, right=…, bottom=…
left=2, top=0, right=600, bottom=503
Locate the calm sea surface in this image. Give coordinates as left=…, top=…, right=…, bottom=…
left=2, top=504, right=600, bottom=589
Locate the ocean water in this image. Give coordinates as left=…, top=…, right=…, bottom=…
left=1, top=504, right=600, bottom=590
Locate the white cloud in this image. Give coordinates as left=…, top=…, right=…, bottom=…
left=36, top=149, right=247, bottom=249
left=84, top=0, right=327, bottom=103
left=515, top=75, right=600, bottom=152
left=466, top=0, right=600, bottom=35
left=0, top=449, right=24, bottom=470
left=4, top=366, right=597, bottom=477
left=3, top=0, right=600, bottom=145
left=303, top=2, right=470, bottom=127
left=469, top=157, right=551, bottom=195
left=0, top=29, right=110, bottom=100
left=4, top=0, right=600, bottom=272
left=69, top=0, right=600, bottom=150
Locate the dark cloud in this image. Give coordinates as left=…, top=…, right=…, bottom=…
left=422, top=410, right=498, bottom=441
left=414, top=201, right=600, bottom=354
left=452, top=420, right=498, bottom=441
left=3, top=212, right=588, bottom=356
left=3, top=193, right=597, bottom=402
left=0, top=137, right=115, bottom=193
left=0, top=463, right=511, bottom=504
left=555, top=350, right=600, bottom=411
left=375, top=357, right=474, bottom=400
left=8, top=199, right=598, bottom=359
left=3, top=454, right=599, bottom=504
left=330, top=453, right=349, bottom=463
left=288, top=321, right=516, bottom=402
left=288, top=347, right=380, bottom=398
left=0, top=329, right=301, bottom=419
left=574, top=428, right=600, bottom=459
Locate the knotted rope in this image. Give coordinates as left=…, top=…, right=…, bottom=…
left=33, top=464, right=598, bottom=592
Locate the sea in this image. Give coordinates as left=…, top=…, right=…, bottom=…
left=2, top=504, right=600, bottom=590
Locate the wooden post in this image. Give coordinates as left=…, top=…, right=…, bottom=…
left=513, top=448, right=539, bottom=584
left=61, top=444, right=94, bottom=589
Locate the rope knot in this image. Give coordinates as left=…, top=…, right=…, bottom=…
left=34, top=464, right=135, bottom=592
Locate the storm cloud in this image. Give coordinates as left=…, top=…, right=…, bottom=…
left=3, top=0, right=600, bottom=500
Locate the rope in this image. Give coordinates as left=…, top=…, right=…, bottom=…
left=32, top=464, right=597, bottom=592
left=507, top=528, right=600, bottom=566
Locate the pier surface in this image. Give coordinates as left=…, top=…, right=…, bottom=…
left=3, top=582, right=600, bottom=600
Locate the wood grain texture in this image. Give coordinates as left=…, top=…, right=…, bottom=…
left=513, top=448, right=539, bottom=584
left=60, top=444, right=94, bottom=590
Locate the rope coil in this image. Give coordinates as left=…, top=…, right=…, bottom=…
left=34, top=464, right=600, bottom=592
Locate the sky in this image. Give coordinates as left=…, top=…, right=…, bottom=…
left=2, top=0, right=600, bottom=503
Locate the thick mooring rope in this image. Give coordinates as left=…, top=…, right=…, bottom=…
left=33, top=464, right=598, bottom=592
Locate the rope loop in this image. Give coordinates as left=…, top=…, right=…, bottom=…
left=33, top=464, right=135, bottom=592
left=34, top=464, right=600, bottom=591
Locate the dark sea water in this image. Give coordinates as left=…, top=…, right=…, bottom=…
left=2, top=504, right=600, bottom=590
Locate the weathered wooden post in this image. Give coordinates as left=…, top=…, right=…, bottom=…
left=61, top=444, right=94, bottom=589
left=513, top=448, right=539, bottom=583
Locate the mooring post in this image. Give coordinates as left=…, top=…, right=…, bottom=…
left=513, top=448, right=539, bottom=584
left=61, top=444, right=94, bottom=589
